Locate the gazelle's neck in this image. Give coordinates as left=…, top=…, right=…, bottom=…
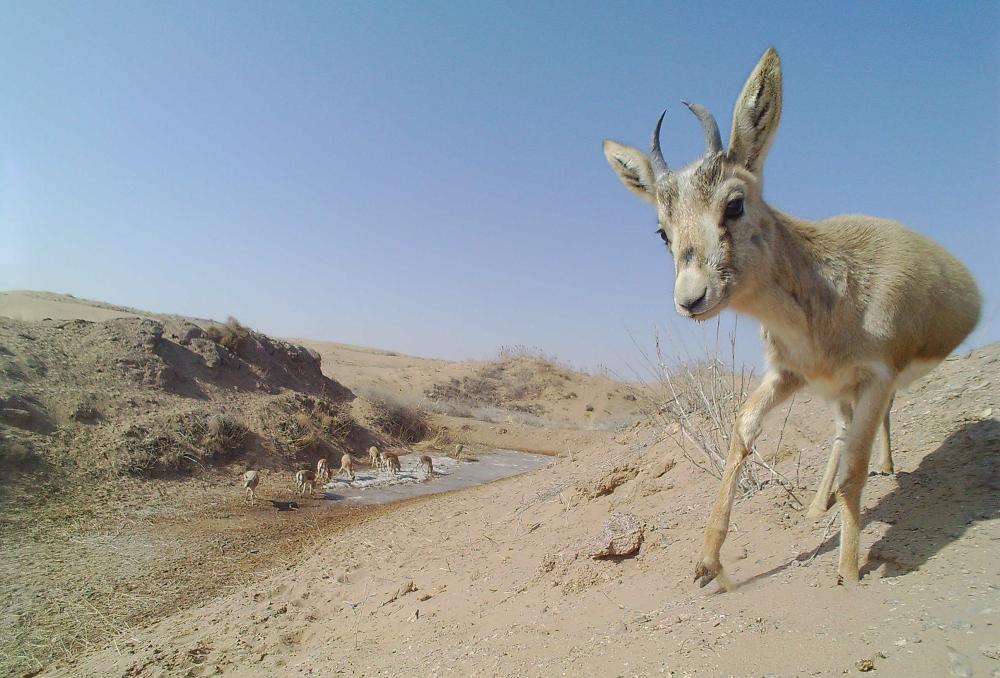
left=731, top=207, right=836, bottom=345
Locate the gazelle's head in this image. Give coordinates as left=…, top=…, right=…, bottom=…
left=603, top=48, right=783, bottom=320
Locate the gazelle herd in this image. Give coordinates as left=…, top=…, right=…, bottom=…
left=240, top=444, right=441, bottom=505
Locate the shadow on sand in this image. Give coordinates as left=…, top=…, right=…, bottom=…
left=737, top=417, right=999, bottom=587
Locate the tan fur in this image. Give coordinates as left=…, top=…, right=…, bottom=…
left=241, top=470, right=259, bottom=506
left=419, top=454, right=433, bottom=478
left=368, top=445, right=382, bottom=471
left=316, top=458, right=329, bottom=483
left=336, top=452, right=354, bottom=480
left=295, top=469, right=316, bottom=497
left=604, top=48, right=981, bottom=587
left=384, top=452, right=401, bottom=475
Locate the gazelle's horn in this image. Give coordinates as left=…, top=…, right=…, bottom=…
left=682, top=101, right=723, bottom=155
left=650, top=110, right=671, bottom=183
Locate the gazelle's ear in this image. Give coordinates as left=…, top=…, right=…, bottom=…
left=603, top=140, right=656, bottom=204
left=727, top=47, right=782, bottom=176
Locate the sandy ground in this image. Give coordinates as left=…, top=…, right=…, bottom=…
left=34, top=346, right=1000, bottom=678
left=2, top=291, right=998, bottom=677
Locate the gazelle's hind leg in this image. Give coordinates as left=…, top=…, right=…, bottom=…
left=808, top=401, right=853, bottom=519
left=835, top=379, right=894, bottom=583
left=876, top=393, right=895, bottom=475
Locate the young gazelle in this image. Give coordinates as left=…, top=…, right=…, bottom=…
left=336, top=452, right=355, bottom=480
left=316, top=458, right=330, bottom=483
left=603, top=48, right=980, bottom=586
left=242, top=470, right=260, bottom=506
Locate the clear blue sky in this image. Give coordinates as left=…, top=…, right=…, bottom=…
left=2, top=2, right=997, bottom=374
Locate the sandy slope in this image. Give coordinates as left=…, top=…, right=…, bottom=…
left=46, top=345, right=999, bottom=678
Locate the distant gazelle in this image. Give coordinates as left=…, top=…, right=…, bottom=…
left=336, top=452, right=355, bottom=480
left=419, top=454, right=433, bottom=479
left=295, top=469, right=316, bottom=497
left=316, top=458, right=330, bottom=483
left=242, top=470, right=259, bottom=506
left=384, top=452, right=401, bottom=475
left=368, top=446, right=382, bottom=471
left=603, top=48, right=980, bottom=586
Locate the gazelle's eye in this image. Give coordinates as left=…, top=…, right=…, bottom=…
left=656, top=228, right=670, bottom=247
left=724, top=198, right=744, bottom=220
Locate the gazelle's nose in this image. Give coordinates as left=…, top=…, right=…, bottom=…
left=678, top=289, right=707, bottom=313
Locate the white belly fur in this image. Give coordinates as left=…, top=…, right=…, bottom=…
left=894, top=359, right=941, bottom=391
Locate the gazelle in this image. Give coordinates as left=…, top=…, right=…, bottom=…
left=242, top=470, right=259, bottom=506
left=316, top=458, right=330, bottom=483
left=419, top=454, right=433, bottom=479
left=369, top=446, right=383, bottom=471
left=336, top=452, right=355, bottom=480
left=603, top=48, right=980, bottom=586
left=295, top=469, right=316, bottom=497
left=384, top=452, right=401, bottom=475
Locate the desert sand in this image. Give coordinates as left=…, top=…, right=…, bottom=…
left=1, top=291, right=997, bottom=677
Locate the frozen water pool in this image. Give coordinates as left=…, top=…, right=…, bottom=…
left=321, top=449, right=552, bottom=505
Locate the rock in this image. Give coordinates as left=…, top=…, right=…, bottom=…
left=856, top=658, right=875, bottom=672
left=590, top=512, right=644, bottom=559
left=982, top=643, right=1000, bottom=660
left=649, top=456, right=676, bottom=478
left=577, top=464, right=639, bottom=499
left=173, top=322, right=205, bottom=345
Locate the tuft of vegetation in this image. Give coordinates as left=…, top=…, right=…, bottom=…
left=201, top=413, right=248, bottom=454
left=106, top=410, right=249, bottom=477
left=357, top=387, right=431, bottom=444
left=204, top=316, right=252, bottom=354
left=626, top=319, right=801, bottom=504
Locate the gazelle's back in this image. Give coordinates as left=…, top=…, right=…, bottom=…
left=787, top=213, right=980, bottom=375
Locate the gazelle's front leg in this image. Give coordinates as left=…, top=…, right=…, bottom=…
left=694, top=369, right=802, bottom=588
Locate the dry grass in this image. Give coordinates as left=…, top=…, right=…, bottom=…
left=201, top=413, right=248, bottom=453
left=626, top=319, right=800, bottom=502
left=204, top=316, right=251, bottom=354
left=355, top=387, right=430, bottom=444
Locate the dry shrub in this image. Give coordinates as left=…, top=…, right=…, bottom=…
left=626, top=320, right=800, bottom=503
left=357, top=388, right=430, bottom=444
left=204, top=316, right=251, bottom=354
left=107, top=410, right=249, bottom=477
left=201, top=413, right=248, bottom=453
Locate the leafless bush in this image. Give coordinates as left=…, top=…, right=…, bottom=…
left=204, top=316, right=251, bottom=354
left=626, top=319, right=799, bottom=502
left=356, top=387, right=430, bottom=444
left=201, top=413, right=247, bottom=453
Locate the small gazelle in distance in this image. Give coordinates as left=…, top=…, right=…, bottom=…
left=336, top=452, right=355, bottom=480
left=419, top=454, right=433, bottom=479
left=295, top=469, right=316, bottom=497
left=603, top=47, right=980, bottom=587
left=242, top=469, right=259, bottom=506
left=316, top=458, right=329, bottom=483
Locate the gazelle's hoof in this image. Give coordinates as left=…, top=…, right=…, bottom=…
left=693, top=559, right=720, bottom=588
